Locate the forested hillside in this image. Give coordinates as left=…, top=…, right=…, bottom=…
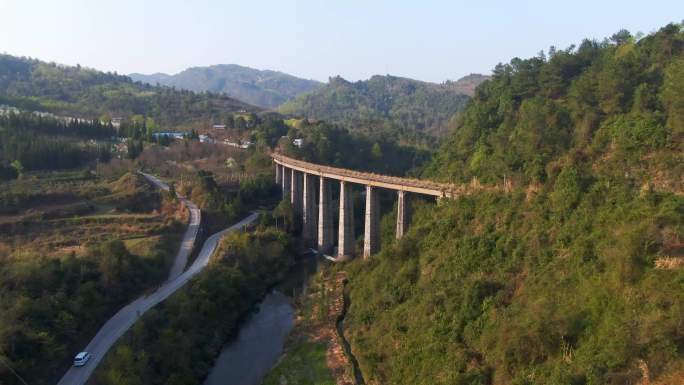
left=130, top=64, right=322, bottom=109
left=278, top=74, right=485, bottom=140
left=0, top=55, right=258, bottom=127
left=278, top=119, right=431, bottom=176
left=346, top=24, right=684, bottom=385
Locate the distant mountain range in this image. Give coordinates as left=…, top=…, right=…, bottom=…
left=130, top=64, right=323, bottom=109
left=278, top=74, right=490, bottom=138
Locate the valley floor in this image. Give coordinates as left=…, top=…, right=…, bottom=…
left=262, top=268, right=356, bottom=385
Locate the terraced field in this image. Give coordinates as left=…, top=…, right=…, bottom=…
left=0, top=169, right=189, bottom=385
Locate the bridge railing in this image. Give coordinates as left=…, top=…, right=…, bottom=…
left=271, top=153, right=463, bottom=197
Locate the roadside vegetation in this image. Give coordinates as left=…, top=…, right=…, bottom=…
left=0, top=169, right=186, bottom=385
left=345, top=24, right=684, bottom=385
left=91, top=221, right=295, bottom=385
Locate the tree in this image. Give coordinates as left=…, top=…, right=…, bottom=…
left=661, top=59, right=684, bottom=134
left=127, top=140, right=143, bottom=159
left=273, top=199, right=294, bottom=232
left=371, top=142, right=383, bottom=159
left=188, top=129, right=199, bottom=140
left=168, top=182, right=178, bottom=202
left=610, top=29, right=633, bottom=45
left=10, top=159, right=23, bottom=178
left=235, top=117, right=247, bottom=132
left=145, top=117, right=157, bottom=140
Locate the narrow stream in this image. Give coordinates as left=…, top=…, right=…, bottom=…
left=203, top=254, right=321, bottom=385
left=337, top=283, right=366, bottom=385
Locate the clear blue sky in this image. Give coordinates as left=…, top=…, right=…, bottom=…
left=1, top=0, right=682, bottom=82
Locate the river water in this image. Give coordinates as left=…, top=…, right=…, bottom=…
left=203, top=254, right=322, bottom=385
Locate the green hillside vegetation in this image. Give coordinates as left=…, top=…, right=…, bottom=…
left=346, top=25, right=684, bottom=385
left=278, top=74, right=480, bottom=140
left=91, top=224, right=294, bottom=385
left=278, top=119, right=431, bottom=176
left=0, top=171, right=186, bottom=385
left=0, top=54, right=258, bottom=128
left=130, top=64, right=322, bottom=109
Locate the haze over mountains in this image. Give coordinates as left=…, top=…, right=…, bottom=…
left=129, top=64, right=323, bottom=109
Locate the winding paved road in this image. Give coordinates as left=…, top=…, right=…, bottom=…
left=56, top=173, right=259, bottom=385
left=139, top=172, right=201, bottom=282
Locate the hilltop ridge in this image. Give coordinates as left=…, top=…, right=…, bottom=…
left=0, top=54, right=259, bottom=128
left=278, top=73, right=488, bottom=139
left=130, top=64, right=322, bottom=109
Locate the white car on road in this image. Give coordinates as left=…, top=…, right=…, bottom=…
left=73, top=352, right=91, bottom=367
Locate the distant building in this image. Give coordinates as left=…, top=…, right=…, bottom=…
left=111, top=117, right=123, bottom=130
left=199, top=134, right=215, bottom=143
left=0, top=104, right=20, bottom=116
left=293, top=138, right=304, bottom=148
left=212, top=124, right=226, bottom=130
left=223, top=139, right=240, bottom=148
left=152, top=132, right=185, bottom=140
left=113, top=142, right=128, bottom=157
left=222, top=139, right=252, bottom=149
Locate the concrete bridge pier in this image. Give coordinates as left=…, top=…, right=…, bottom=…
left=337, top=181, right=355, bottom=260
left=275, top=164, right=282, bottom=186
left=291, top=170, right=303, bottom=218
left=396, top=190, right=410, bottom=239
left=302, top=173, right=317, bottom=247
left=282, top=167, right=291, bottom=199
left=318, top=177, right=334, bottom=255
left=363, top=185, right=380, bottom=258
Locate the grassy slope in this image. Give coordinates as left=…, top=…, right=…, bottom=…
left=261, top=342, right=336, bottom=385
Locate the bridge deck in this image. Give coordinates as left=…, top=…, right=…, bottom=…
left=272, top=153, right=460, bottom=197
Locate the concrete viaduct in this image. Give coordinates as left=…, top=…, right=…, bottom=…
left=272, top=153, right=459, bottom=260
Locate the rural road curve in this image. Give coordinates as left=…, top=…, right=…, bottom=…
left=139, top=172, right=201, bottom=281
left=56, top=173, right=259, bottom=385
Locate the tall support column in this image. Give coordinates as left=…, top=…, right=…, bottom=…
left=318, top=177, right=334, bottom=254
left=275, top=164, right=282, bottom=186
left=282, top=167, right=291, bottom=199
left=396, top=190, right=410, bottom=239
left=291, top=170, right=303, bottom=217
left=337, top=181, right=355, bottom=259
left=363, top=185, right=380, bottom=258
left=302, top=173, right=317, bottom=247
